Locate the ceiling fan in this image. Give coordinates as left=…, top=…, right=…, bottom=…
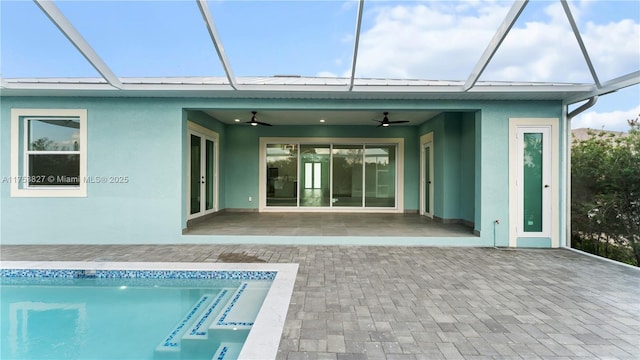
left=374, top=112, right=409, bottom=127
left=245, top=111, right=272, bottom=126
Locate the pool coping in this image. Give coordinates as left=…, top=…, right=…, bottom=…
left=0, top=261, right=299, bottom=360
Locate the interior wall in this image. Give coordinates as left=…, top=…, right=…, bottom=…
left=222, top=124, right=420, bottom=211
left=418, top=112, right=477, bottom=224
left=442, top=113, right=462, bottom=220
left=460, top=112, right=476, bottom=223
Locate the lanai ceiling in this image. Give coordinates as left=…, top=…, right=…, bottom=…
left=1, top=0, right=638, bottom=126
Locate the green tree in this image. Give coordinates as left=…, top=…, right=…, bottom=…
left=30, top=137, right=57, bottom=151
left=571, top=117, right=640, bottom=266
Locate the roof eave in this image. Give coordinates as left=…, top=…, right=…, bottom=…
left=0, top=78, right=596, bottom=101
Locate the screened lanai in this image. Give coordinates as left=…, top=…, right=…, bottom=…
left=1, top=0, right=637, bottom=103
left=1, top=0, right=638, bottom=246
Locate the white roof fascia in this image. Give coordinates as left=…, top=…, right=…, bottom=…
left=0, top=85, right=595, bottom=102
left=351, top=85, right=466, bottom=93
left=33, top=0, right=123, bottom=89
left=463, top=0, right=528, bottom=91
left=349, top=0, right=365, bottom=91
left=564, top=71, right=640, bottom=104
left=196, top=0, right=238, bottom=90
left=561, top=0, right=601, bottom=88
left=467, top=83, right=594, bottom=93
left=1, top=77, right=595, bottom=93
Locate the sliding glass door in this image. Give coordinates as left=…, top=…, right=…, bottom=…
left=300, top=145, right=330, bottom=207
left=264, top=142, right=398, bottom=210
left=266, top=144, right=298, bottom=207
left=332, top=145, right=363, bottom=207
left=365, top=145, right=396, bottom=207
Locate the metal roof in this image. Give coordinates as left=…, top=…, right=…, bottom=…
left=1, top=0, right=638, bottom=106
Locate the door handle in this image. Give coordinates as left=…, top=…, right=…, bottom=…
left=544, top=184, right=550, bottom=188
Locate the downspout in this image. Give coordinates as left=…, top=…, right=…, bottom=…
left=568, top=96, right=598, bottom=119
left=563, top=95, right=598, bottom=249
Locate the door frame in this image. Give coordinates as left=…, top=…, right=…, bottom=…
left=509, top=118, right=559, bottom=248
left=186, top=121, right=219, bottom=221
left=420, top=132, right=434, bottom=218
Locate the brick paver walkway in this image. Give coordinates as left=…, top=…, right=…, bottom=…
left=1, top=245, right=638, bottom=359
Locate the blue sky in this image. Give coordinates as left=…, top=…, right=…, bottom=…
left=1, top=0, right=638, bottom=131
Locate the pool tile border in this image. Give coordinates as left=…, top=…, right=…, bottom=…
left=0, top=261, right=299, bottom=360
left=1, top=268, right=276, bottom=280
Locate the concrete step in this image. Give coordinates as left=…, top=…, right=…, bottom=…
left=182, top=289, right=232, bottom=340
left=155, top=294, right=215, bottom=352
left=211, top=342, right=243, bottom=360
left=210, top=281, right=271, bottom=331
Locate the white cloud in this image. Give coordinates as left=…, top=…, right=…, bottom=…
left=584, top=19, right=640, bottom=81
left=316, top=71, right=338, bottom=78
left=349, top=1, right=639, bottom=83
left=355, top=2, right=509, bottom=80
left=572, top=105, right=640, bottom=132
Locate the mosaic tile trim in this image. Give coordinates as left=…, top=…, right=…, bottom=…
left=217, top=283, right=254, bottom=327
left=1, top=269, right=84, bottom=278
left=93, top=278, right=241, bottom=288
left=95, top=270, right=276, bottom=280
left=189, top=289, right=229, bottom=336
left=159, top=294, right=213, bottom=349
left=216, top=346, right=229, bottom=360
left=1, top=269, right=277, bottom=280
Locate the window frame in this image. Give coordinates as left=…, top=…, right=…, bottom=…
left=11, top=109, right=88, bottom=197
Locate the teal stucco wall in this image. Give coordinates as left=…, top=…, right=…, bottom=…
left=1, top=96, right=563, bottom=246
left=1, top=97, right=184, bottom=244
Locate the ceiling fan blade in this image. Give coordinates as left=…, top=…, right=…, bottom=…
left=244, top=120, right=272, bottom=126
left=389, top=120, right=410, bottom=124
left=243, top=111, right=273, bottom=126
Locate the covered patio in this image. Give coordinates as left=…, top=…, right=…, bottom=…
left=184, top=212, right=476, bottom=237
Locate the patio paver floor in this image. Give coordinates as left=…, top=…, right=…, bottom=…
left=1, top=245, right=638, bottom=359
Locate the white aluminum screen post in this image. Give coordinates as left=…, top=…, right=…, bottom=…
left=34, top=0, right=123, bottom=89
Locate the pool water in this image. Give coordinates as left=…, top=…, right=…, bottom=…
left=1, top=272, right=274, bottom=360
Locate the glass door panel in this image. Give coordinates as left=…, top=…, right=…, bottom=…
left=365, top=145, right=396, bottom=207
left=332, top=145, right=363, bottom=207
left=190, top=134, right=201, bottom=215
left=300, top=145, right=330, bottom=207
left=523, top=133, right=543, bottom=232
left=205, top=139, right=215, bottom=211
left=188, top=128, right=218, bottom=219
left=266, top=144, right=298, bottom=206
left=424, top=146, right=430, bottom=213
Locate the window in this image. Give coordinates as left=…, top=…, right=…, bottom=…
left=11, top=109, right=87, bottom=197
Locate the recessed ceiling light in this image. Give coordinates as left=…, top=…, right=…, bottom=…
left=234, top=119, right=240, bottom=122
left=319, top=119, right=325, bottom=123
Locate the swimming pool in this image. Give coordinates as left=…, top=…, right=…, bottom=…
left=0, top=261, right=298, bottom=360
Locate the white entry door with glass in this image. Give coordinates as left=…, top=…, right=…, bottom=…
left=187, top=125, right=218, bottom=220
left=509, top=119, right=558, bottom=247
